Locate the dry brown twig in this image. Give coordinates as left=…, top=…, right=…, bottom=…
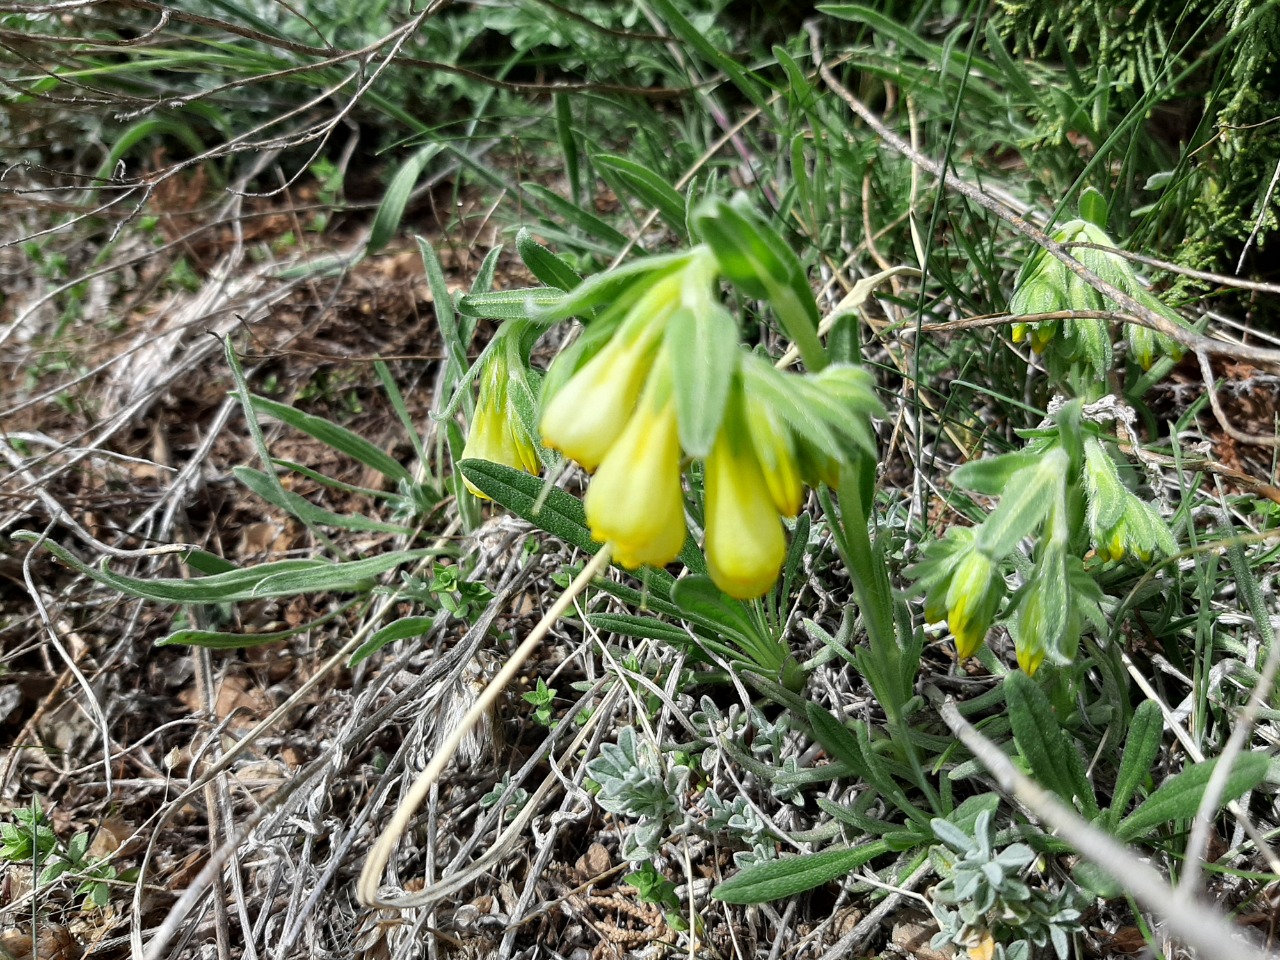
left=807, top=23, right=1280, bottom=455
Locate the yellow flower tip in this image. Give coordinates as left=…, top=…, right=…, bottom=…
left=1030, top=327, right=1055, bottom=353
left=704, top=429, right=786, bottom=600
left=1018, top=643, right=1046, bottom=676
left=966, top=933, right=996, bottom=960
left=952, top=622, right=986, bottom=661
left=461, top=401, right=539, bottom=500
left=1104, top=528, right=1125, bottom=562
left=584, top=399, right=687, bottom=570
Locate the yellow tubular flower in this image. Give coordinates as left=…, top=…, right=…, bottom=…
left=539, top=276, right=678, bottom=471
left=1015, top=583, right=1049, bottom=676
left=945, top=550, right=998, bottom=660
left=584, top=372, right=687, bottom=569
left=746, top=400, right=803, bottom=517
left=704, top=407, right=787, bottom=599
left=461, top=359, right=541, bottom=500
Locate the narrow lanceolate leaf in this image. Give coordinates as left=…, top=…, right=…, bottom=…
left=523, top=250, right=694, bottom=327
left=249, top=395, right=412, bottom=485
left=586, top=614, right=693, bottom=647
left=645, top=0, right=774, bottom=120
left=806, top=704, right=871, bottom=777
left=1106, top=700, right=1164, bottom=827
left=666, top=303, right=738, bottom=457
left=417, top=236, right=468, bottom=382
left=670, top=576, right=761, bottom=651
left=516, top=228, right=583, bottom=292
left=349, top=615, right=438, bottom=666
left=458, top=459, right=598, bottom=556
left=520, top=183, right=629, bottom=251
left=713, top=841, right=890, bottom=904
left=368, top=144, right=441, bottom=255
left=469, top=245, right=504, bottom=297
left=457, top=287, right=567, bottom=322
left=594, top=154, right=687, bottom=236
left=1005, top=671, right=1099, bottom=818
left=1115, top=753, right=1269, bottom=843
left=157, top=601, right=356, bottom=648
left=974, top=447, right=1067, bottom=559
left=234, top=467, right=411, bottom=535
left=14, top=534, right=434, bottom=604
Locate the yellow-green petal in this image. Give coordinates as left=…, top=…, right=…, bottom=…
left=584, top=397, right=687, bottom=569
left=539, top=278, right=676, bottom=471
left=704, top=426, right=786, bottom=600
left=746, top=400, right=803, bottom=517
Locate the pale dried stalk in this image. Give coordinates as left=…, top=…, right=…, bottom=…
left=357, top=545, right=614, bottom=908
left=939, top=698, right=1278, bottom=960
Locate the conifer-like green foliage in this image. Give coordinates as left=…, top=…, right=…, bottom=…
left=997, top=0, right=1279, bottom=314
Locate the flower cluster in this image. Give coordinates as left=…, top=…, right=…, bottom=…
left=915, top=528, right=1007, bottom=662
left=461, top=205, right=881, bottom=604
left=459, top=341, right=540, bottom=500
left=537, top=250, right=824, bottom=599
left=1009, top=216, right=1185, bottom=375
left=909, top=412, right=1172, bottom=673
left=1083, top=438, right=1176, bottom=563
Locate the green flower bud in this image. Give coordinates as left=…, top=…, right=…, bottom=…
left=944, top=549, right=1004, bottom=661
left=461, top=350, right=541, bottom=499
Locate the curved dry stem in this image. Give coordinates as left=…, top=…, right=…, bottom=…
left=357, top=544, right=613, bottom=908
left=938, top=698, right=1278, bottom=960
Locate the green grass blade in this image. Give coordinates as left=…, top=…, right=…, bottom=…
left=249, top=395, right=412, bottom=485
left=368, top=145, right=442, bottom=256
left=233, top=467, right=411, bottom=535
left=15, top=533, right=434, bottom=604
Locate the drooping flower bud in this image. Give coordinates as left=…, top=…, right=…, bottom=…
left=944, top=549, right=1005, bottom=661
left=539, top=274, right=679, bottom=471
left=704, top=393, right=787, bottom=599
left=460, top=350, right=540, bottom=499
left=584, top=363, right=687, bottom=569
